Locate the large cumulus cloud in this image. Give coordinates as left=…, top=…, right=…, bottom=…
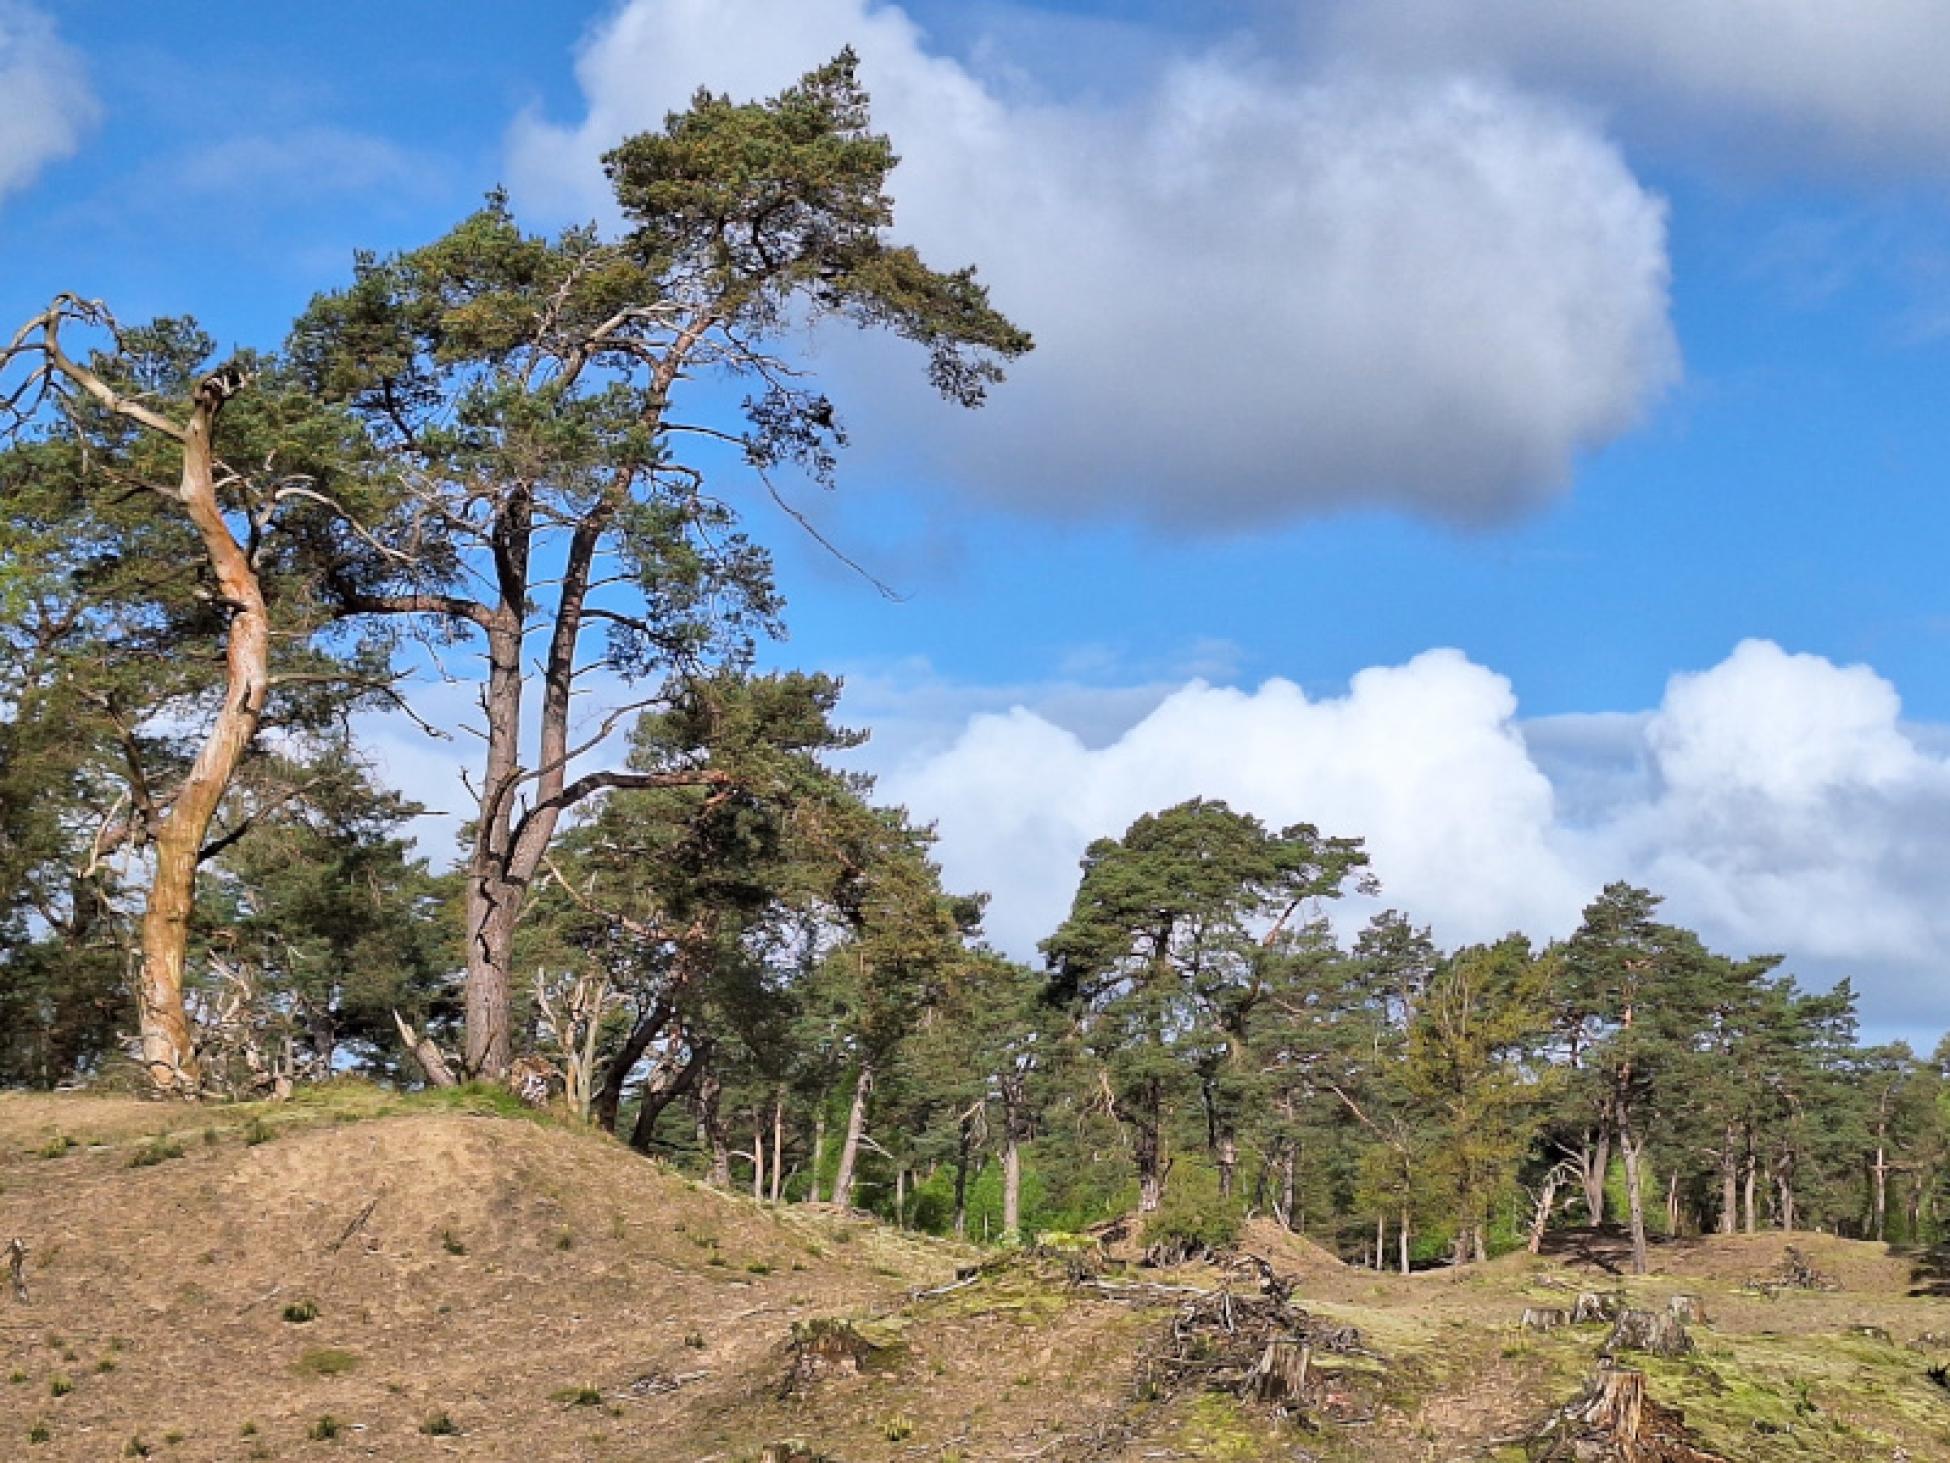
left=1319, top=0, right=1950, bottom=175
left=505, top=0, right=1676, bottom=529
left=878, top=640, right=1950, bottom=1035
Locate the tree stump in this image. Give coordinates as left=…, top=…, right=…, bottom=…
left=1572, top=1291, right=1619, bottom=1325
left=1246, top=1340, right=1312, bottom=1409
left=1523, top=1307, right=1571, bottom=1332
left=1667, top=1294, right=1706, bottom=1325
left=1607, top=1308, right=1694, bottom=1357
left=5, top=1238, right=26, bottom=1304
left=784, top=1319, right=885, bottom=1391
left=1527, top=1360, right=1726, bottom=1461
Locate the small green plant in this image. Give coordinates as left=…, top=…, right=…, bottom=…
left=419, top=1411, right=460, bottom=1436
left=707, top=1254, right=728, bottom=1267
left=35, top=1135, right=75, bottom=1159
left=883, top=1412, right=915, bottom=1442
left=128, top=1136, right=185, bottom=1169
left=282, top=1298, right=320, bottom=1324
left=124, top=1437, right=151, bottom=1457
left=96, top=1357, right=116, bottom=1373
left=555, top=1229, right=574, bottom=1251
left=202, top=1127, right=219, bottom=1146
left=294, top=1349, right=359, bottom=1377
left=683, top=1331, right=706, bottom=1349
left=48, top=1374, right=72, bottom=1397
left=239, top=1421, right=258, bottom=1437
left=550, top=1384, right=603, bottom=1406
left=440, top=1229, right=467, bottom=1256
left=745, top=1260, right=772, bottom=1275
left=9, top=1369, right=26, bottom=1383
left=163, top=1430, right=184, bottom=1445
left=307, top=1414, right=342, bottom=1441
left=242, top=1116, right=274, bottom=1146
left=28, top=1420, right=51, bottom=1444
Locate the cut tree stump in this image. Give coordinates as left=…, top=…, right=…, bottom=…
left=1523, top=1307, right=1571, bottom=1332
left=1526, top=1361, right=1727, bottom=1461
left=1606, top=1308, right=1694, bottom=1357
left=1572, top=1292, right=1620, bottom=1325
left=1666, top=1294, right=1706, bottom=1325
left=783, top=1318, right=892, bottom=1392
left=1245, top=1339, right=1312, bottom=1410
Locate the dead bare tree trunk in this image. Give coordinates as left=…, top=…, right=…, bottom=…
left=830, top=1063, right=872, bottom=1210
left=1578, top=1127, right=1611, bottom=1226
left=770, top=1090, right=785, bottom=1204
left=1399, top=1204, right=1411, bottom=1274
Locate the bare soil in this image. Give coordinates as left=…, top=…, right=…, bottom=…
left=3, top=1093, right=1947, bottom=1462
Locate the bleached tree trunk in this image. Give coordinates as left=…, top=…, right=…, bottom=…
left=770, top=1091, right=786, bottom=1203
left=830, top=1064, right=872, bottom=1210
left=1400, top=1204, right=1412, bottom=1274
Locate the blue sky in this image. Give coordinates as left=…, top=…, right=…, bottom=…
left=7, top=1, right=1950, bottom=1037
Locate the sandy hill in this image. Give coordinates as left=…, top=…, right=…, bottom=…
left=3, top=1091, right=1949, bottom=1461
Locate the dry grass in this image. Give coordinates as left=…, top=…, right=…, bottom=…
left=4, top=1091, right=1949, bottom=1461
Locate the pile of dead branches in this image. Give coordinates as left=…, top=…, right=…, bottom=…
left=1125, top=1262, right=1376, bottom=1423
left=1759, top=1244, right=1840, bottom=1294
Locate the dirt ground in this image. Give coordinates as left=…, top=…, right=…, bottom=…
left=3, top=1091, right=1948, bottom=1461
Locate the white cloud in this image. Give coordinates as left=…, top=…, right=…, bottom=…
left=505, top=0, right=1676, bottom=529
left=170, top=127, right=434, bottom=199
left=1319, top=1, right=1950, bottom=175
left=0, top=3, right=97, bottom=205
left=878, top=639, right=1950, bottom=1036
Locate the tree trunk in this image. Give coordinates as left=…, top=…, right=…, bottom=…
left=1719, top=1128, right=1739, bottom=1235
left=1399, top=1203, right=1411, bottom=1274
left=592, top=999, right=671, bottom=1132
left=808, top=1106, right=827, bottom=1204
left=137, top=370, right=265, bottom=1096
left=1375, top=1214, right=1386, bottom=1270
left=770, top=1090, right=785, bottom=1204
left=1135, top=1077, right=1166, bottom=1214
left=830, top=1063, right=872, bottom=1210
left=1529, top=1168, right=1565, bottom=1255
left=752, top=1117, right=767, bottom=1200
left=952, top=1116, right=973, bottom=1240
left=1217, top=1132, right=1238, bottom=1200
left=628, top=1037, right=705, bottom=1152
left=1742, top=1150, right=1757, bottom=1234
left=1665, top=1169, right=1680, bottom=1237
left=1872, top=1141, right=1889, bottom=1242
left=1579, top=1128, right=1611, bottom=1226
left=1002, top=1134, right=1023, bottom=1241
left=1619, top=1113, right=1650, bottom=1276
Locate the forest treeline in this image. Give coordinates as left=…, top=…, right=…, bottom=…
left=3, top=55, right=1945, bottom=1277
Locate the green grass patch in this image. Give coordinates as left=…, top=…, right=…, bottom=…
left=292, top=1349, right=359, bottom=1378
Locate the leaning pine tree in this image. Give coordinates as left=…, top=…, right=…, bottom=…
left=295, top=50, right=1030, bottom=1081
left=0, top=307, right=400, bottom=1093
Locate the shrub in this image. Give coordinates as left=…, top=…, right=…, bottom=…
left=550, top=1385, right=603, bottom=1406
left=419, top=1411, right=460, bottom=1436
left=128, top=1136, right=185, bottom=1169
left=282, top=1299, right=320, bottom=1324
left=307, top=1414, right=342, bottom=1441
